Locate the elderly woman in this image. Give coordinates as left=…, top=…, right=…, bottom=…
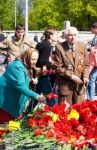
left=0, top=48, right=45, bottom=123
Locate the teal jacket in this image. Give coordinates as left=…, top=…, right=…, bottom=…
left=0, top=60, right=39, bottom=117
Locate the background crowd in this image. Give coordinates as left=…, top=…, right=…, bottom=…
left=0, top=22, right=97, bottom=124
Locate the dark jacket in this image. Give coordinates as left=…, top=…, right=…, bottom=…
left=36, top=41, right=51, bottom=68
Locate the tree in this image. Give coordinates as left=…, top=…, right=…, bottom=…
left=60, top=0, right=97, bottom=30
left=28, top=0, right=97, bottom=31
left=0, top=0, right=97, bottom=30
left=29, top=0, right=61, bottom=30
left=0, top=0, right=15, bottom=29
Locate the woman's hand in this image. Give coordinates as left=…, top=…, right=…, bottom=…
left=36, top=94, right=45, bottom=103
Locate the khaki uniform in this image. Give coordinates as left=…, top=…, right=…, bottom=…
left=54, top=41, right=89, bottom=104
left=0, top=35, right=36, bottom=61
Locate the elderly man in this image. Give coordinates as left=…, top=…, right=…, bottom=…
left=54, top=27, right=89, bottom=104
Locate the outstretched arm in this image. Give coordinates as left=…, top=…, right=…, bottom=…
left=5, top=64, right=39, bottom=100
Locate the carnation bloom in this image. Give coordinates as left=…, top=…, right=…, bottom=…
left=0, top=128, right=7, bottom=137
left=52, top=114, right=59, bottom=122
left=28, top=118, right=38, bottom=127
left=67, top=109, right=79, bottom=120
left=47, top=112, right=59, bottom=122
left=7, top=121, right=20, bottom=131
left=34, top=128, right=42, bottom=136
left=69, top=135, right=76, bottom=144
left=45, top=129, right=54, bottom=138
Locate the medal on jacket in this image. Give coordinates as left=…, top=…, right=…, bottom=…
left=77, top=56, right=84, bottom=72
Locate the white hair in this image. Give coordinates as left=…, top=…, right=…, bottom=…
left=64, top=26, right=79, bottom=36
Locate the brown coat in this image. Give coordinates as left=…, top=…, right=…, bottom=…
left=54, top=41, right=89, bottom=104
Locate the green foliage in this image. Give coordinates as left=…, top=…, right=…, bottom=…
left=29, top=0, right=61, bottom=30
left=29, top=0, right=97, bottom=30
left=4, top=128, right=57, bottom=150
left=0, top=0, right=97, bottom=30
left=0, top=0, right=15, bottom=29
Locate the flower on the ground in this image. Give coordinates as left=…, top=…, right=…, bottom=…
left=34, top=128, right=42, bottom=136
left=7, top=121, right=20, bottom=131
left=67, top=109, right=79, bottom=120
left=3, top=100, right=97, bottom=149
left=0, top=128, right=8, bottom=137
left=52, top=114, right=59, bottom=122
left=47, top=112, right=59, bottom=122
left=28, top=118, right=38, bottom=127
left=45, top=129, right=55, bottom=138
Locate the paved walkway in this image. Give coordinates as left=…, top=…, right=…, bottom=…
left=84, top=92, right=97, bottom=100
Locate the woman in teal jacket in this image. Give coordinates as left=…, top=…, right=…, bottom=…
left=0, top=48, right=45, bottom=123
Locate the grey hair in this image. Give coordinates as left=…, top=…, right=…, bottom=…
left=64, top=26, right=79, bottom=36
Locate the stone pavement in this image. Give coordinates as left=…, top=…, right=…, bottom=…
left=84, top=92, right=97, bottom=100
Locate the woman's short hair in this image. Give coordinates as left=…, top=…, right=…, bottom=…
left=20, top=48, right=38, bottom=69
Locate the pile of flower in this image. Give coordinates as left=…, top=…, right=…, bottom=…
left=3, top=100, right=97, bottom=150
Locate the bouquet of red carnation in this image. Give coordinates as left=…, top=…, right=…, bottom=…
left=46, top=93, right=58, bottom=100
left=36, top=66, right=56, bottom=77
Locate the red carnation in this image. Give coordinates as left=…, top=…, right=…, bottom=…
left=46, top=94, right=52, bottom=100
left=34, top=128, right=42, bottom=136
left=45, top=129, right=54, bottom=138
left=44, top=105, right=50, bottom=111
left=28, top=118, right=38, bottom=128
left=53, top=94, right=58, bottom=99
left=46, top=93, right=57, bottom=100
